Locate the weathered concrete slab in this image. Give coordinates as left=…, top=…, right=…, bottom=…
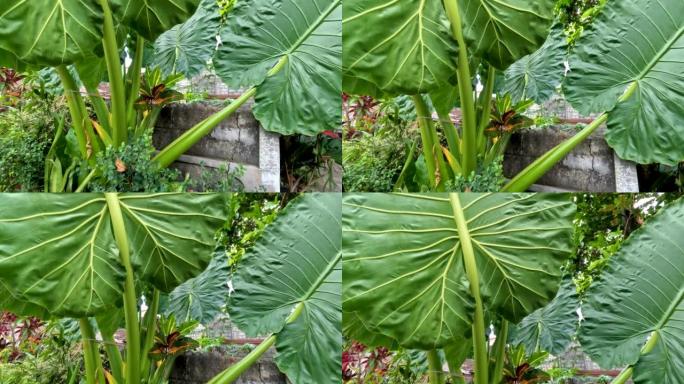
left=153, top=102, right=280, bottom=192
left=169, top=349, right=287, bottom=384
left=504, top=126, right=639, bottom=192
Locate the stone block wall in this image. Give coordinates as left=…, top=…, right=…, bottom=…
left=153, top=101, right=280, bottom=192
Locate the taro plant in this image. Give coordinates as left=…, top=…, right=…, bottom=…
left=343, top=0, right=684, bottom=192
left=342, top=193, right=576, bottom=383
left=578, top=196, right=684, bottom=384
left=0, top=0, right=341, bottom=190
left=0, top=192, right=342, bottom=384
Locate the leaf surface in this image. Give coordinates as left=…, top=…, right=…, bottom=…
left=343, top=193, right=575, bottom=349
left=152, top=0, right=221, bottom=78
left=510, top=275, right=578, bottom=355
left=503, top=24, right=567, bottom=104
left=215, top=0, right=342, bottom=136
left=342, top=0, right=458, bottom=95
left=111, top=0, right=201, bottom=42
left=579, top=198, right=684, bottom=383
left=459, top=0, right=556, bottom=70
left=563, top=0, right=684, bottom=165
left=229, top=193, right=341, bottom=383
left=0, top=0, right=104, bottom=66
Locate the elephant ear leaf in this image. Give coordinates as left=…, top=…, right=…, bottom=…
left=215, top=0, right=342, bottom=136
left=0, top=194, right=123, bottom=317
left=579, top=197, right=684, bottom=383
left=460, top=0, right=556, bottom=70
left=166, top=250, right=229, bottom=325
left=153, top=0, right=221, bottom=78
left=563, top=0, right=684, bottom=165
left=504, top=23, right=567, bottom=104
left=229, top=193, right=341, bottom=384
left=342, top=0, right=458, bottom=96
left=118, top=193, right=228, bottom=293
left=510, top=275, right=579, bottom=355
left=343, top=193, right=575, bottom=349
left=111, top=0, right=201, bottom=42
left=0, top=0, right=104, bottom=66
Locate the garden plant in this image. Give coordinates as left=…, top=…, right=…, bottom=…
left=343, top=0, right=684, bottom=192
left=0, top=0, right=341, bottom=191
left=343, top=192, right=684, bottom=384
left=0, top=192, right=341, bottom=384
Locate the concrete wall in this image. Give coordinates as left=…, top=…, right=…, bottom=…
left=153, top=102, right=280, bottom=192
left=169, top=349, right=287, bottom=384
left=504, top=126, right=639, bottom=192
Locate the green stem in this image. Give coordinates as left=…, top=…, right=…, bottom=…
left=445, top=345, right=468, bottom=384
left=79, top=319, right=99, bottom=384
left=209, top=303, right=304, bottom=384
left=100, top=330, right=124, bottom=384
left=490, top=320, right=508, bottom=384
left=75, top=169, right=98, bottom=192
left=449, top=194, right=488, bottom=384
left=412, top=95, right=448, bottom=190
left=154, top=88, right=256, bottom=168
left=393, top=140, right=418, bottom=191
left=99, top=0, right=126, bottom=146
left=477, top=67, right=495, bottom=150
left=154, top=55, right=288, bottom=168
left=84, top=84, right=112, bottom=136
left=427, top=350, right=445, bottom=384
left=611, top=331, right=660, bottom=384
left=105, top=193, right=141, bottom=384
left=56, top=66, right=88, bottom=158
left=127, top=36, right=145, bottom=129
left=44, top=116, right=65, bottom=192
left=437, top=111, right=462, bottom=161
left=141, top=289, right=161, bottom=378
left=442, top=0, right=478, bottom=176
left=502, top=113, right=608, bottom=192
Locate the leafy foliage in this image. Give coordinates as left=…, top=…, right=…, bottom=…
left=89, top=134, right=181, bottom=192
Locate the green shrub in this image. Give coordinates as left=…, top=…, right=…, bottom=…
left=88, top=134, right=181, bottom=192
left=343, top=132, right=413, bottom=192
left=0, top=100, right=60, bottom=192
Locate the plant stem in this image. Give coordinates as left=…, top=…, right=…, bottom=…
left=154, top=87, right=256, bottom=167
left=155, top=55, right=288, bottom=168
left=75, top=169, right=98, bottom=192
left=502, top=113, right=608, bottom=192
left=208, top=303, right=304, bottom=384
left=437, top=111, right=462, bottom=161
left=611, top=330, right=660, bottom=384
left=444, top=343, right=469, bottom=384
left=100, top=330, right=124, bottom=384
left=84, top=84, right=112, bottom=135
left=477, top=67, right=495, bottom=150
left=427, top=350, right=445, bottom=384
left=413, top=95, right=449, bottom=190
left=442, top=0, right=478, bottom=176
left=105, top=193, right=141, bottom=384
left=490, top=320, right=508, bottom=384
left=99, top=0, right=126, bottom=146
left=79, top=319, right=99, bottom=384
left=449, top=194, right=488, bottom=384
left=56, top=66, right=88, bottom=158
left=127, top=36, right=145, bottom=129
left=393, top=140, right=417, bottom=191
left=141, top=289, right=161, bottom=378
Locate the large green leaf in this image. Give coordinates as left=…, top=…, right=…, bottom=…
left=0, top=0, right=104, bottom=66
left=111, top=0, right=201, bottom=42
left=0, top=193, right=227, bottom=317
left=563, top=0, right=684, bottom=165
left=503, top=24, right=567, bottom=104
left=459, top=0, right=556, bottom=70
left=579, top=198, right=684, bottom=383
left=342, top=0, right=458, bottom=95
left=152, top=0, right=221, bottom=78
left=343, top=193, right=575, bottom=349
left=166, top=250, right=229, bottom=325
left=228, top=193, right=341, bottom=384
left=510, top=275, right=579, bottom=355
left=214, top=0, right=341, bottom=136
